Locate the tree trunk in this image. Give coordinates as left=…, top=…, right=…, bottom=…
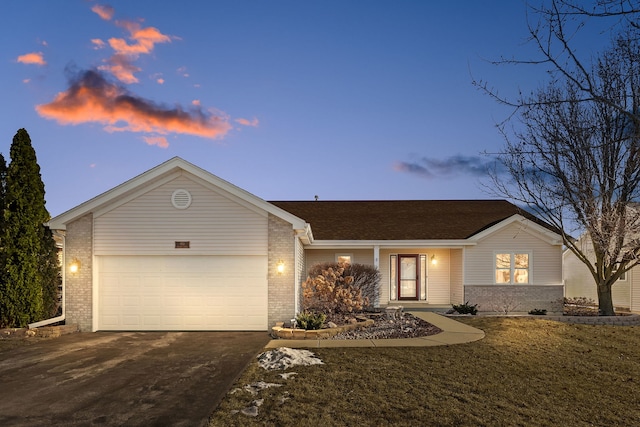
left=596, top=282, right=615, bottom=316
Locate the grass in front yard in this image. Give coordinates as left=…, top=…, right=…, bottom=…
left=209, top=317, right=640, bottom=427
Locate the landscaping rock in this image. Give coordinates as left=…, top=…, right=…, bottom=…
left=330, top=313, right=442, bottom=340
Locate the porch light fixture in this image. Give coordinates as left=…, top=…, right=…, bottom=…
left=69, top=258, right=81, bottom=274
left=277, top=260, right=285, bottom=274
left=431, top=255, right=437, bottom=266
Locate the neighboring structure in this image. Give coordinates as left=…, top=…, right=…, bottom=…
left=564, top=245, right=640, bottom=313
left=49, top=157, right=564, bottom=332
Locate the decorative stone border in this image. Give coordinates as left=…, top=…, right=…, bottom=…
left=544, top=314, right=640, bottom=326
left=271, top=319, right=375, bottom=340
left=444, top=312, right=640, bottom=326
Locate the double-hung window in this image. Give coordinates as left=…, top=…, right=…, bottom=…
left=495, top=252, right=530, bottom=284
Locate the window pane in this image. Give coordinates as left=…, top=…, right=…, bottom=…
left=514, top=269, right=528, bottom=283
left=496, top=269, right=510, bottom=283
left=420, top=255, right=427, bottom=300
left=390, top=255, right=397, bottom=300
left=337, top=255, right=351, bottom=264
left=400, top=280, right=417, bottom=298
left=496, top=253, right=511, bottom=269
left=515, top=254, right=528, bottom=268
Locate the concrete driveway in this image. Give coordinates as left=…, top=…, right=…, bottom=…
left=0, top=331, right=270, bottom=427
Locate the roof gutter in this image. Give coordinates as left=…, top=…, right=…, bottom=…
left=306, top=239, right=477, bottom=249
left=28, top=230, right=66, bottom=329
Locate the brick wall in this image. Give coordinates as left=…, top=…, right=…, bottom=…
left=268, top=214, right=296, bottom=327
left=64, top=213, right=93, bottom=331
left=465, top=285, right=564, bottom=313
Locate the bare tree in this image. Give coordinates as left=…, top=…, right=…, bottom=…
left=476, top=1, right=640, bottom=315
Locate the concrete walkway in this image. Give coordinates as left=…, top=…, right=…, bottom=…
left=264, top=312, right=485, bottom=349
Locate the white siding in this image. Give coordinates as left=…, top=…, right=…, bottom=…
left=632, top=269, right=640, bottom=312
left=465, top=222, right=562, bottom=286
left=563, top=249, right=598, bottom=301
left=94, top=175, right=267, bottom=256
left=303, top=249, right=375, bottom=272
left=450, top=249, right=463, bottom=305
left=564, top=249, right=632, bottom=309
left=379, top=250, right=392, bottom=303
left=427, top=249, right=450, bottom=304
left=612, top=279, right=631, bottom=307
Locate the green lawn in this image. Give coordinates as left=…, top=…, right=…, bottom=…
left=209, top=317, right=640, bottom=427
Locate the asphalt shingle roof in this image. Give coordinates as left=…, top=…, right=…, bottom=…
left=270, top=200, right=548, bottom=241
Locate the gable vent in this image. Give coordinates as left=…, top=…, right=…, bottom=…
left=171, top=189, right=192, bottom=209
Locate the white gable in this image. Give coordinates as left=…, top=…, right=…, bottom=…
left=49, top=157, right=311, bottom=243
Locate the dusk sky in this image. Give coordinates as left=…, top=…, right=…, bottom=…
left=1, top=1, right=611, bottom=217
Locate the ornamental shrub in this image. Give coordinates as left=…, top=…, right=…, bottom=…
left=452, top=301, right=478, bottom=315
left=303, top=262, right=380, bottom=313
left=295, top=310, right=326, bottom=330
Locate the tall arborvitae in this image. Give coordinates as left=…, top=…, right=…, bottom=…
left=0, top=153, right=8, bottom=327
left=1, top=129, right=52, bottom=327
left=40, top=226, right=61, bottom=318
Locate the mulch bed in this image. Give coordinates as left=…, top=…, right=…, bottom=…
left=328, top=312, right=442, bottom=340
left=563, top=305, right=631, bottom=316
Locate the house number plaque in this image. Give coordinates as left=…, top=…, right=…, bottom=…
left=175, top=241, right=190, bottom=249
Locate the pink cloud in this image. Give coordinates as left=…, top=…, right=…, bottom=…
left=157, top=78, right=165, bottom=84
left=92, top=4, right=114, bottom=21
left=142, top=136, right=169, bottom=148
left=235, top=117, right=259, bottom=127
left=99, top=54, right=141, bottom=84
left=192, top=99, right=200, bottom=106
left=35, top=70, right=232, bottom=139
left=17, top=52, right=46, bottom=66
left=109, top=20, right=171, bottom=56
left=99, top=20, right=171, bottom=83
left=91, top=39, right=106, bottom=49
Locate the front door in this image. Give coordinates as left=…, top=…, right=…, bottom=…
left=398, top=255, right=419, bottom=300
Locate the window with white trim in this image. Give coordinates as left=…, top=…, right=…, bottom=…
left=336, top=253, right=352, bottom=264
left=495, top=252, right=530, bottom=284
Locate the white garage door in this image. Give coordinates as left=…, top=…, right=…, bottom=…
left=98, top=255, right=268, bottom=331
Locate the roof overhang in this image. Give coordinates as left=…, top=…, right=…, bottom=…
left=306, top=239, right=476, bottom=249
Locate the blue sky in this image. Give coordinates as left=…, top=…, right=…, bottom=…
left=1, top=1, right=609, bottom=217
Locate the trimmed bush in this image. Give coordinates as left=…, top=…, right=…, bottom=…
left=295, top=310, right=326, bottom=330
left=452, top=301, right=478, bottom=315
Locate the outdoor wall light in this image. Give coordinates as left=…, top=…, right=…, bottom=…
left=69, top=258, right=81, bottom=274
left=431, top=255, right=437, bottom=266
left=277, top=260, right=285, bottom=274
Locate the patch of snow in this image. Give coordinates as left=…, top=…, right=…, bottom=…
left=279, top=372, right=298, bottom=380
left=258, top=347, right=324, bottom=371
left=243, top=381, right=282, bottom=395
left=240, top=399, right=264, bottom=417
left=241, top=405, right=259, bottom=417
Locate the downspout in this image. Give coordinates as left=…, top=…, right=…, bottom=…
left=28, top=230, right=66, bottom=329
